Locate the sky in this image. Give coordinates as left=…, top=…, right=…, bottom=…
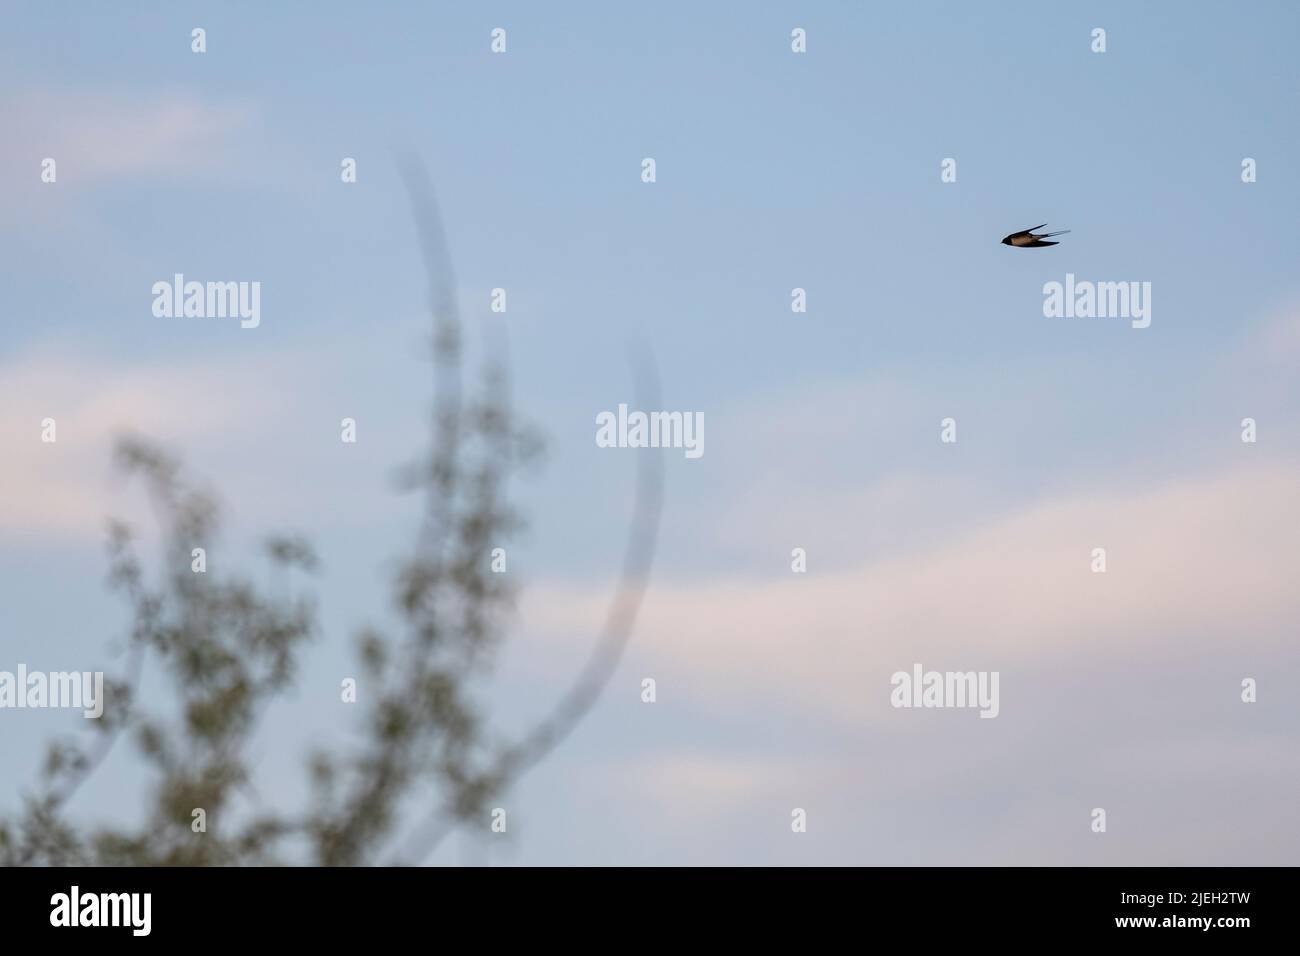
left=2, top=1, right=1299, bottom=865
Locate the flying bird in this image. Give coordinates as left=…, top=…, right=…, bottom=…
left=1001, top=224, right=1070, bottom=247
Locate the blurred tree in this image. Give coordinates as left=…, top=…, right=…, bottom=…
left=0, top=164, right=662, bottom=867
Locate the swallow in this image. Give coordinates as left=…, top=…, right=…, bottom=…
left=1001, top=224, right=1070, bottom=247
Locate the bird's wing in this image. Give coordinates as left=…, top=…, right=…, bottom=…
left=1026, top=239, right=1059, bottom=246
left=1038, top=229, right=1070, bottom=238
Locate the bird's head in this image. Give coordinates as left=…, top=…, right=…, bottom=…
left=1000, top=236, right=1012, bottom=245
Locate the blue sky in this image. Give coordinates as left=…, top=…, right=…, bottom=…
left=2, top=1, right=1299, bottom=864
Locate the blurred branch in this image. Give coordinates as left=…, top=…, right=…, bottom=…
left=1, top=158, right=662, bottom=869
left=393, top=347, right=664, bottom=865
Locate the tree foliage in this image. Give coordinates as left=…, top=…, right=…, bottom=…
left=1, top=166, right=660, bottom=867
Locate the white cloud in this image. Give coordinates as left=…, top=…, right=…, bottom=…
left=0, top=346, right=279, bottom=537
left=1, top=88, right=253, bottom=184
left=522, top=462, right=1300, bottom=727
left=0, top=328, right=443, bottom=542
left=591, top=752, right=824, bottom=821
